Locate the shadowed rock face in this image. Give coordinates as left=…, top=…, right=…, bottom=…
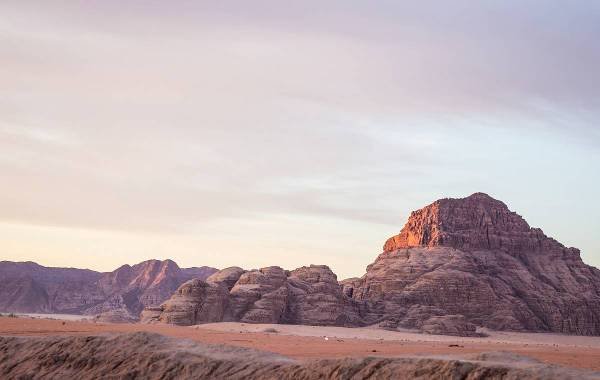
left=1, top=333, right=597, bottom=379
left=0, top=260, right=217, bottom=320
left=147, top=193, right=600, bottom=336
left=0, top=262, right=103, bottom=314
left=142, top=265, right=361, bottom=326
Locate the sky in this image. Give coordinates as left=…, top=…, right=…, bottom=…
left=1, top=1, right=599, bottom=279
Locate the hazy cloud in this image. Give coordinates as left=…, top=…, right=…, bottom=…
left=0, top=1, right=598, bottom=277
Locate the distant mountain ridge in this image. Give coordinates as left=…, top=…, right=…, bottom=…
left=0, top=259, right=217, bottom=320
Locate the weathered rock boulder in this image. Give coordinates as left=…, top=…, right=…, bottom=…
left=206, top=267, right=246, bottom=290
left=230, top=266, right=288, bottom=323
left=144, top=265, right=360, bottom=326
left=285, top=265, right=361, bottom=326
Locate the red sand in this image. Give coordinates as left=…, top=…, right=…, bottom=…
left=1, top=317, right=599, bottom=371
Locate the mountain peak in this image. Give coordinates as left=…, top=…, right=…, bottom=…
left=383, top=193, right=556, bottom=253
left=465, top=191, right=494, bottom=199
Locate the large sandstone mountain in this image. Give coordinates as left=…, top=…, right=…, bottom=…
left=345, top=193, right=600, bottom=335
left=145, top=193, right=600, bottom=336
left=0, top=259, right=217, bottom=320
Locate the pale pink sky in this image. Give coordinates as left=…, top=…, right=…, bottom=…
left=1, top=1, right=599, bottom=278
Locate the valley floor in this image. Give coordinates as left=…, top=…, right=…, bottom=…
left=1, top=316, right=600, bottom=372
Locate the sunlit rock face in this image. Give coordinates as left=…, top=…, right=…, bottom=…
left=145, top=193, right=600, bottom=336
left=384, top=192, right=552, bottom=253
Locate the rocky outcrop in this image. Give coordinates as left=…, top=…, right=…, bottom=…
left=0, top=260, right=217, bottom=320
left=1, top=333, right=598, bottom=379
left=349, top=193, right=600, bottom=335
left=142, top=265, right=360, bottom=326
left=145, top=192, right=600, bottom=336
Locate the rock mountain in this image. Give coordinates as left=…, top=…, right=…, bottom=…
left=347, top=192, right=600, bottom=335
left=0, top=259, right=217, bottom=321
left=144, top=193, right=600, bottom=336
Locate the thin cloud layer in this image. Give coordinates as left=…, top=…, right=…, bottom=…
left=0, top=1, right=599, bottom=277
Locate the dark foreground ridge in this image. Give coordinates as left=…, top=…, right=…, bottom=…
left=0, top=332, right=597, bottom=380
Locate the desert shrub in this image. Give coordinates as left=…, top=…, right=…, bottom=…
left=263, top=327, right=279, bottom=333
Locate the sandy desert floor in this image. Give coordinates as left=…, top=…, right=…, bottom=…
left=1, top=316, right=600, bottom=372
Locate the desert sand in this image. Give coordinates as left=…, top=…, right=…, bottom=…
left=11, top=313, right=90, bottom=321
left=198, top=321, right=600, bottom=348
left=1, top=316, right=600, bottom=372
left=4, top=332, right=599, bottom=380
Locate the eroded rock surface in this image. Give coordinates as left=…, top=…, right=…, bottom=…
left=143, top=265, right=360, bottom=326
